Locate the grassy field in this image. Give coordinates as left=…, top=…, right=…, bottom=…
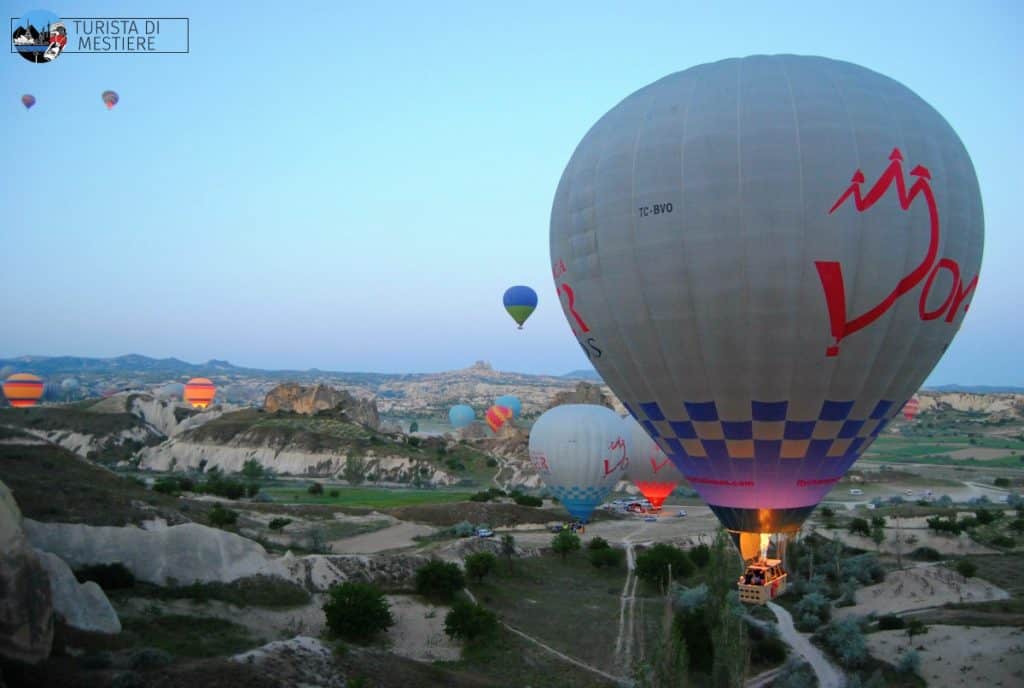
left=959, top=553, right=1024, bottom=598
left=466, top=550, right=628, bottom=675
left=261, top=485, right=476, bottom=508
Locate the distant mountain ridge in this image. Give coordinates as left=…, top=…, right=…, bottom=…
left=924, top=384, right=1024, bottom=394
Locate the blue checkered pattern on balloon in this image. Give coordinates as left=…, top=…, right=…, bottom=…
left=549, top=485, right=613, bottom=522
left=622, top=399, right=900, bottom=483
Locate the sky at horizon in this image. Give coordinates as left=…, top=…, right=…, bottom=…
left=2, top=1, right=1021, bottom=383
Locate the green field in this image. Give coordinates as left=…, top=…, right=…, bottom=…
left=261, top=485, right=475, bottom=508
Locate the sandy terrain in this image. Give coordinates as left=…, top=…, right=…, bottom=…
left=385, top=595, right=460, bottom=661
left=867, top=625, right=1024, bottom=687
left=823, top=525, right=999, bottom=556
left=506, top=505, right=721, bottom=549
left=116, top=595, right=328, bottom=640
left=834, top=564, right=1009, bottom=618
left=330, top=521, right=436, bottom=553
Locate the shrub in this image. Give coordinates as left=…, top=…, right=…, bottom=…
left=487, top=487, right=506, bottom=498
left=453, top=520, right=475, bottom=537
left=587, top=536, right=611, bottom=551
left=994, top=477, right=1011, bottom=488
left=75, top=563, right=136, bottom=590
left=910, top=546, right=942, bottom=562
left=409, top=421, right=419, bottom=434
left=991, top=534, right=1015, bottom=548
left=819, top=617, right=867, bottom=668
left=877, top=615, right=905, bottom=630
left=897, top=649, right=920, bottom=675
left=842, top=553, right=885, bottom=585
left=240, top=458, right=264, bottom=480
left=689, top=543, right=710, bottom=568
left=636, top=544, right=693, bottom=586
left=444, top=600, right=497, bottom=644
left=975, top=508, right=999, bottom=525
left=329, top=489, right=340, bottom=497
left=245, top=483, right=260, bottom=498
left=485, top=458, right=497, bottom=467
left=551, top=530, right=581, bottom=561
left=308, top=482, right=324, bottom=495
left=750, top=633, right=787, bottom=665
left=208, top=504, right=238, bottom=528
left=1009, top=518, right=1024, bottom=533
left=469, top=491, right=492, bottom=503
left=322, top=582, right=394, bottom=643
left=794, top=592, right=831, bottom=631
left=415, top=559, right=465, bottom=601
left=152, top=477, right=182, bottom=495
left=870, top=515, right=886, bottom=529
left=926, top=516, right=962, bottom=535
left=464, top=552, right=497, bottom=583
left=820, top=506, right=835, bottom=519
left=588, top=546, right=624, bottom=569
left=513, top=494, right=543, bottom=507
left=849, top=518, right=872, bottom=537
left=268, top=517, right=292, bottom=531
left=955, top=559, right=977, bottom=580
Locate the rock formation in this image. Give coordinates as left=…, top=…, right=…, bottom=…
left=0, top=480, right=54, bottom=664
left=264, top=383, right=381, bottom=429
left=545, top=381, right=616, bottom=411
left=35, top=551, right=121, bottom=635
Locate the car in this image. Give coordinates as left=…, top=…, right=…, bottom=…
left=849, top=488, right=864, bottom=496
left=643, top=515, right=657, bottom=522
left=476, top=528, right=494, bottom=538
left=676, top=509, right=687, bottom=518
left=904, top=489, right=914, bottom=496
left=548, top=523, right=564, bottom=533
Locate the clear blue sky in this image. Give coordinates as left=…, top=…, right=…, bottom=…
left=2, top=1, right=1021, bottom=383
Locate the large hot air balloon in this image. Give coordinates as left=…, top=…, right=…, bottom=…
left=21, top=94, right=35, bottom=110
left=529, top=404, right=628, bottom=522
left=550, top=55, right=983, bottom=567
left=503, top=286, right=537, bottom=329
left=102, top=90, right=119, bottom=110
left=624, top=415, right=683, bottom=510
left=449, top=404, right=475, bottom=429
left=183, top=377, right=216, bottom=409
left=485, top=404, right=513, bottom=434
left=902, top=397, right=920, bottom=422
left=3, top=373, right=44, bottom=408
left=494, top=395, right=522, bottom=419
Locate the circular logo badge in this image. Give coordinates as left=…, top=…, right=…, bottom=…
left=12, top=9, right=66, bottom=64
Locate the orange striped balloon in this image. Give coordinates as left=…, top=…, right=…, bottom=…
left=183, top=377, right=217, bottom=409
left=485, top=404, right=513, bottom=434
left=3, top=373, right=44, bottom=408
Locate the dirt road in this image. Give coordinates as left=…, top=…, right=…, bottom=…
left=766, top=601, right=843, bottom=688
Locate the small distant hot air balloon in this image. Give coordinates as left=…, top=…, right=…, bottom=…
left=102, top=90, right=119, bottom=110
left=503, top=285, right=537, bottom=329
left=21, top=94, right=35, bottom=110
left=183, top=377, right=216, bottom=409
left=529, top=404, right=628, bottom=522
left=902, top=397, right=920, bottom=422
left=624, top=415, right=683, bottom=510
left=3, top=373, right=44, bottom=408
left=495, top=395, right=522, bottom=419
left=449, top=404, right=475, bottom=429
left=485, top=404, right=513, bottom=434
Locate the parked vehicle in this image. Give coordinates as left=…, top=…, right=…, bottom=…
left=476, top=527, right=494, bottom=538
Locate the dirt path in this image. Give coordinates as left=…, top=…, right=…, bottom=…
left=766, top=602, right=843, bottom=688
left=329, top=521, right=435, bottom=553
left=613, top=524, right=647, bottom=672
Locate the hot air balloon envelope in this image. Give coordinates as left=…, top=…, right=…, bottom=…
left=485, top=405, right=513, bottom=434
left=495, top=395, right=522, bottom=418
left=184, top=378, right=216, bottom=409
left=21, top=94, right=35, bottom=109
left=624, top=416, right=683, bottom=509
left=102, top=90, right=119, bottom=109
left=3, top=373, right=44, bottom=408
left=449, top=404, right=475, bottom=429
left=902, top=397, right=920, bottom=421
left=529, top=404, right=628, bottom=522
left=503, top=286, right=537, bottom=329
left=550, top=55, right=983, bottom=538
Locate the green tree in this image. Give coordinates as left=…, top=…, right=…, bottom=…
left=464, top=552, right=497, bottom=583
left=636, top=544, right=694, bottom=588
left=444, top=600, right=497, bottom=644
left=343, top=455, right=367, bottom=486
left=409, top=421, right=419, bottom=433
left=589, top=547, right=625, bottom=568
left=551, top=530, right=581, bottom=561
left=500, top=534, right=516, bottom=572
left=415, top=559, right=465, bottom=601
left=208, top=504, right=238, bottom=529
left=240, top=458, right=265, bottom=480
left=905, top=618, right=928, bottom=647
left=849, top=518, right=872, bottom=537
left=870, top=527, right=885, bottom=551
left=955, top=559, right=977, bottom=581
left=268, top=517, right=292, bottom=531
left=635, top=589, right=689, bottom=687
left=323, top=582, right=394, bottom=643
left=308, top=482, right=324, bottom=495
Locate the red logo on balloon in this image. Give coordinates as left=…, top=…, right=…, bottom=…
left=816, top=148, right=978, bottom=357
left=603, top=437, right=629, bottom=476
